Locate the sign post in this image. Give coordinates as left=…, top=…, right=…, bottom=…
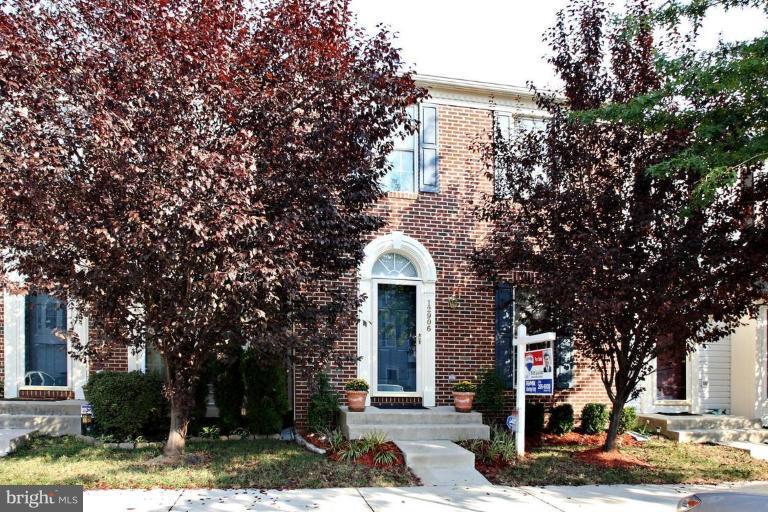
left=514, top=324, right=556, bottom=457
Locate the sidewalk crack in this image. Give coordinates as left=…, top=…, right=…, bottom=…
left=355, top=488, right=376, bottom=512
left=521, top=487, right=566, bottom=512
left=167, top=489, right=185, bottom=511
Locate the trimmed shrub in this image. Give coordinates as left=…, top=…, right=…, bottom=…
left=242, top=351, right=289, bottom=435
left=83, top=371, right=167, bottom=440
left=548, top=404, right=574, bottom=435
left=618, top=406, right=638, bottom=435
left=212, top=347, right=245, bottom=432
left=581, top=403, right=609, bottom=434
left=307, top=373, right=340, bottom=433
left=474, top=370, right=505, bottom=417
left=525, top=402, right=546, bottom=435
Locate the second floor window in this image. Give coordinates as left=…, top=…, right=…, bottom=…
left=383, top=104, right=439, bottom=194
left=494, top=113, right=548, bottom=199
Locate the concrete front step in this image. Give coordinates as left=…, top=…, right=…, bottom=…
left=721, top=441, right=768, bottom=460
left=0, top=414, right=81, bottom=436
left=340, top=406, right=483, bottom=425
left=0, top=400, right=83, bottom=416
left=395, top=440, right=475, bottom=467
left=638, top=413, right=763, bottom=432
left=669, top=428, right=768, bottom=444
left=0, top=429, right=36, bottom=457
left=343, top=423, right=490, bottom=441
left=395, top=440, right=490, bottom=487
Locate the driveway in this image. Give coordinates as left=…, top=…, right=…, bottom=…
left=84, top=481, right=768, bottom=511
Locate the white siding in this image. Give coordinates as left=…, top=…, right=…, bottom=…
left=697, top=335, right=732, bottom=413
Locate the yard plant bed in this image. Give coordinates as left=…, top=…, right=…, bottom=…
left=488, top=438, right=768, bottom=486
left=0, top=436, right=417, bottom=490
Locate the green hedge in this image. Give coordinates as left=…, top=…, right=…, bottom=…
left=525, top=402, right=546, bottom=435
left=474, top=370, right=505, bottom=417
left=242, top=351, right=289, bottom=435
left=581, top=403, right=609, bottom=434
left=548, top=404, right=574, bottom=435
left=83, top=371, right=167, bottom=440
left=617, top=406, right=637, bottom=434
left=307, top=373, right=339, bottom=433
left=212, top=347, right=245, bottom=431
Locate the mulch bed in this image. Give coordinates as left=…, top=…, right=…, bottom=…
left=302, top=432, right=331, bottom=451
left=327, top=441, right=405, bottom=469
left=540, top=431, right=642, bottom=448
left=574, top=448, right=650, bottom=469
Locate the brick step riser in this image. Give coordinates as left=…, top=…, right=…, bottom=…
left=0, top=415, right=81, bottom=436
left=343, top=424, right=490, bottom=441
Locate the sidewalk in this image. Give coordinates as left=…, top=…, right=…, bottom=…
left=84, top=481, right=768, bottom=511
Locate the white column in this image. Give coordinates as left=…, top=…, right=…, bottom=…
left=3, top=290, right=25, bottom=398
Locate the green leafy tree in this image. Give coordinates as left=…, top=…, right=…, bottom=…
left=584, top=0, right=768, bottom=206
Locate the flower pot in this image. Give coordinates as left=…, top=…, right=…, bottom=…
left=346, top=390, right=368, bottom=412
left=453, top=391, right=475, bottom=413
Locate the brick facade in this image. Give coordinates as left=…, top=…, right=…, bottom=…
left=294, top=99, right=610, bottom=430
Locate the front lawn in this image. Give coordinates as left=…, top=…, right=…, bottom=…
left=494, top=438, right=768, bottom=486
left=0, top=436, right=417, bottom=490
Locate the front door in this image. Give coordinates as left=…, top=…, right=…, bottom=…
left=24, top=294, right=69, bottom=387
left=656, top=339, right=687, bottom=401
left=376, top=283, right=418, bottom=393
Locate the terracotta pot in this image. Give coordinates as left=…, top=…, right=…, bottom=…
left=346, top=390, right=368, bottom=412
left=453, top=391, right=476, bottom=413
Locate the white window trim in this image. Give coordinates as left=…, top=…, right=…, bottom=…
left=3, top=286, right=89, bottom=399
left=357, top=231, right=437, bottom=406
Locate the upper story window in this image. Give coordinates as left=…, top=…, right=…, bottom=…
left=493, top=112, right=548, bottom=198
left=372, top=252, right=419, bottom=279
left=383, top=104, right=439, bottom=194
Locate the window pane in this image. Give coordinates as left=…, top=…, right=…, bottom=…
left=372, top=253, right=418, bottom=278
left=383, top=150, right=415, bottom=192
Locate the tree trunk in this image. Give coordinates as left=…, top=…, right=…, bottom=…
left=603, top=400, right=625, bottom=452
left=163, top=396, right=190, bottom=460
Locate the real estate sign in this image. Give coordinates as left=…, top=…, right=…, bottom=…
left=524, top=347, right=554, bottom=395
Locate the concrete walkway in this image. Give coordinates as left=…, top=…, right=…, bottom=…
left=0, top=428, right=35, bottom=457
left=83, top=481, right=768, bottom=512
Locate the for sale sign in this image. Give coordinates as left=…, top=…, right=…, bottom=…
left=524, top=347, right=554, bottom=395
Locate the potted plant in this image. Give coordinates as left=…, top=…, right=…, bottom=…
left=452, top=380, right=476, bottom=412
left=344, top=378, right=369, bottom=412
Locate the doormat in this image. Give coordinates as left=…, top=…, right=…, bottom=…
left=373, top=403, right=427, bottom=410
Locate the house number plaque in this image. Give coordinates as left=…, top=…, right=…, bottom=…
left=426, top=300, right=432, bottom=332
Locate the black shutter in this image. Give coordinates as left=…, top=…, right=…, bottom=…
left=495, top=283, right=515, bottom=389
left=419, top=104, right=439, bottom=192
left=555, top=322, right=575, bottom=389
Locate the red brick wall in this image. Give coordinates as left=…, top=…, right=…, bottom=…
left=294, top=103, right=610, bottom=430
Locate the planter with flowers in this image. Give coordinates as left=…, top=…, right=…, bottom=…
left=452, top=380, right=476, bottom=412
left=345, top=378, right=369, bottom=412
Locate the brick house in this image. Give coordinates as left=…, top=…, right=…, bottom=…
left=2, top=75, right=766, bottom=431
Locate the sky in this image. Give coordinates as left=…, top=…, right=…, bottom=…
left=349, top=0, right=768, bottom=90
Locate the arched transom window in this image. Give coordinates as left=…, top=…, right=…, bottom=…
left=372, top=253, right=418, bottom=279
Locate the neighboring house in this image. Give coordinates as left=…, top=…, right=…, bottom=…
left=1, top=75, right=765, bottom=430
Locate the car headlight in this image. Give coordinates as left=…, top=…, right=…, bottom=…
left=677, top=495, right=702, bottom=511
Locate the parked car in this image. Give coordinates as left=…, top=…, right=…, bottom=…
left=678, top=490, right=768, bottom=511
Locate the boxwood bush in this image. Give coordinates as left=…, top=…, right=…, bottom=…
left=618, top=406, right=638, bottom=434
left=307, top=373, right=339, bottom=433
left=242, top=351, right=289, bottom=435
left=580, top=403, right=609, bottom=434
left=83, top=371, right=167, bottom=440
left=548, top=403, right=574, bottom=435
left=525, top=402, right=546, bottom=435
left=474, top=370, right=505, bottom=418
left=212, top=347, right=245, bottom=432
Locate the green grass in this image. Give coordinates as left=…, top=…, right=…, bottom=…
left=494, top=439, right=768, bottom=486
left=0, top=436, right=417, bottom=490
